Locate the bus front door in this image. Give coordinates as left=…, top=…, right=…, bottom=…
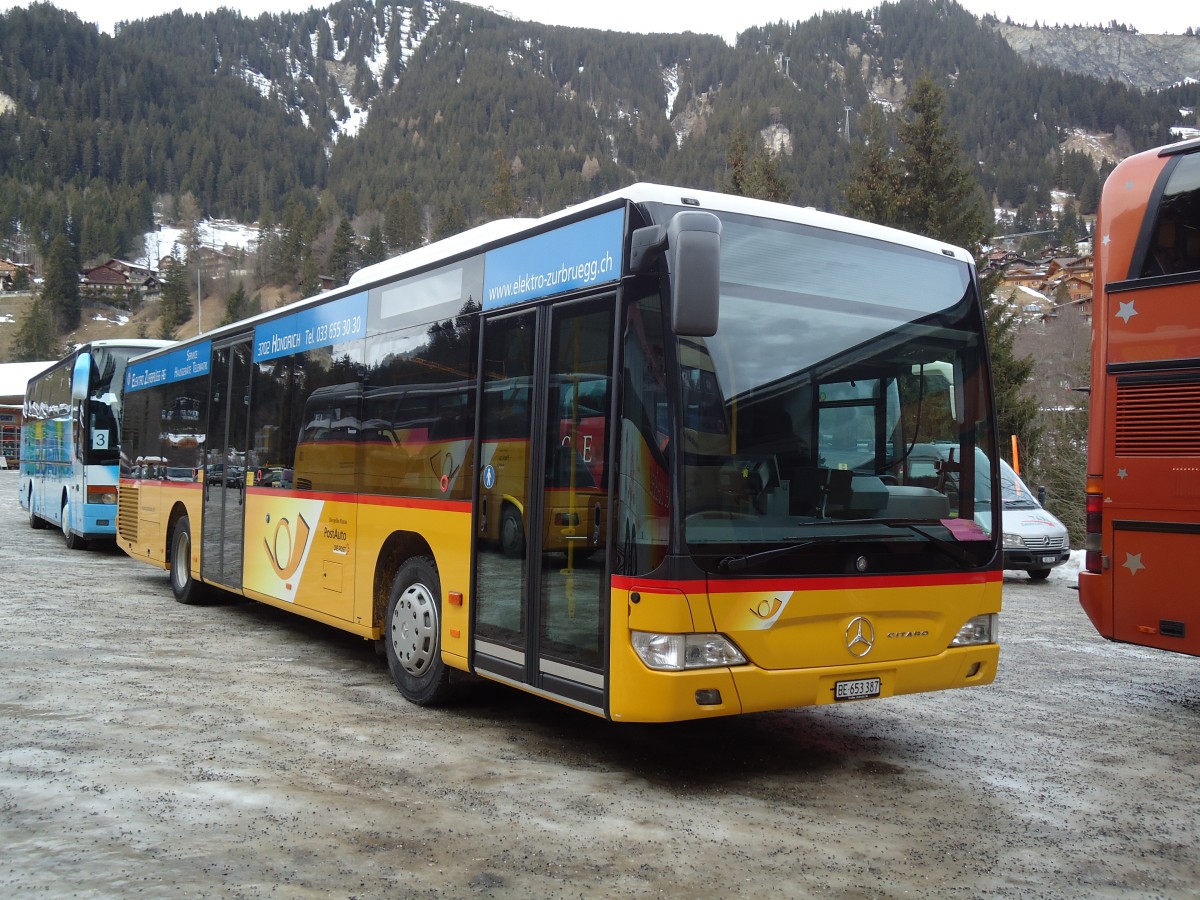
left=473, top=298, right=613, bottom=716
left=202, top=337, right=253, bottom=590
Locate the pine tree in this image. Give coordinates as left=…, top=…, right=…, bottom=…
left=485, top=149, right=519, bottom=219
left=383, top=195, right=404, bottom=251
left=220, top=282, right=260, bottom=326
left=725, top=128, right=751, bottom=196
left=383, top=192, right=422, bottom=252
left=160, top=259, right=191, bottom=336
left=327, top=216, right=358, bottom=287
left=397, top=192, right=422, bottom=251
left=893, top=75, right=990, bottom=254
left=724, top=126, right=791, bottom=203
left=42, top=233, right=81, bottom=331
left=433, top=200, right=465, bottom=241
left=842, top=103, right=903, bottom=226
left=362, top=222, right=387, bottom=266
left=178, top=192, right=203, bottom=264
left=12, top=296, right=59, bottom=361
left=299, top=252, right=321, bottom=299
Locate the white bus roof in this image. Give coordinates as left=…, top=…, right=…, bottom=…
left=349, top=183, right=974, bottom=289
left=165, top=183, right=975, bottom=351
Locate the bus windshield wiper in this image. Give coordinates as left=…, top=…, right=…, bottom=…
left=718, top=539, right=819, bottom=573
left=884, top=521, right=976, bottom=567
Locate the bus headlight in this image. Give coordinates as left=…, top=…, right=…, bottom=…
left=631, top=632, right=747, bottom=670
left=1002, top=532, right=1025, bottom=549
left=949, top=614, right=998, bottom=647
left=87, top=486, right=118, bottom=505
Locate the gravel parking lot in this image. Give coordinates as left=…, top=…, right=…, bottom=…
left=1, top=477, right=1197, bottom=898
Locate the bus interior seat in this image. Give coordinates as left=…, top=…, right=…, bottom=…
left=739, top=400, right=810, bottom=495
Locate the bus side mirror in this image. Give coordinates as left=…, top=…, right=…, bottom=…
left=71, top=353, right=91, bottom=401
left=630, top=211, right=721, bottom=337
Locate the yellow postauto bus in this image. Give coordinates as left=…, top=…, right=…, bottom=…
left=117, top=184, right=1001, bottom=721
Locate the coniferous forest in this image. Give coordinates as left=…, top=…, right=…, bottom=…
left=0, top=0, right=1193, bottom=268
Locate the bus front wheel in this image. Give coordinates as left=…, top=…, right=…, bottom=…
left=61, top=498, right=86, bottom=550
left=170, top=517, right=204, bottom=604
left=384, top=556, right=454, bottom=706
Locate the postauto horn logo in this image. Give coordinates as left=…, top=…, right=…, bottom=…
left=265, top=513, right=311, bottom=580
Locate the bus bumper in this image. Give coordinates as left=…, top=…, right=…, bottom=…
left=609, top=644, right=998, bottom=723
left=82, top=501, right=118, bottom=537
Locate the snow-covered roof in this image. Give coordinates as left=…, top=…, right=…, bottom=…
left=0, top=361, right=56, bottom=400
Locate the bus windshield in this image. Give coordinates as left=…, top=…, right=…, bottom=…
left=86, top=346, right=147, bottom=465
left=676, top=211, right=998, bottom=574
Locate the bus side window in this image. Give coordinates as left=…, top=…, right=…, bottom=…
left=1140, top=153, right=1200, bottom=278
left=1143, top=219, right=1183, bottom=277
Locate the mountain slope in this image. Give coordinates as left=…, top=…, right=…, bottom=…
left=0, top=0, right=1193, bottom=263
left=995, top=24, right=1200, bottom=92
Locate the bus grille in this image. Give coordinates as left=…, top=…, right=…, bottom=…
left=118, top=486, right=139, bottom=542
left=1115, top=378, right=1200, bottom=456
left=1024, top=534, right=1067, bottom=550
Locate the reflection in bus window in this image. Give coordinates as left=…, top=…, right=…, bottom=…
left=1139, top=151, right=1200, bottom=278
left=615, top=291, right=672, bottom=577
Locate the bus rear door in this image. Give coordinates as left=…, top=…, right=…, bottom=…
left=202, top=337, right=253, bottom=590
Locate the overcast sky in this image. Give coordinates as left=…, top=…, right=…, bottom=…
left=0, top=0, right=1195, bottom=43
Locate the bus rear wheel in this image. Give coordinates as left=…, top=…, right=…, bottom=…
left=61, top=498, right=86, bottom=550
left=1027, top=568, right=1051, bottom=581
left=28, top=489, right=44, bottom=530
left=170, top=517, right=204, bottom=604
left=384, top=556, right=454, bottom=706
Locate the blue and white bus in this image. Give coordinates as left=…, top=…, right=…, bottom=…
left=20, top=339, right=172, bottom=548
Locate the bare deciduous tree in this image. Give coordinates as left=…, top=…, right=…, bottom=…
left=1014, top=301, right=1091, bottom=544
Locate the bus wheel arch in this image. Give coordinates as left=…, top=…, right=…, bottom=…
left=372, top=531, right=434, bottom=627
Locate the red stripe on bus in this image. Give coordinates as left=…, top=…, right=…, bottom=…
left=611, top=571, right=1001, bottom=593
left=119, top=478, right=202, bottom=489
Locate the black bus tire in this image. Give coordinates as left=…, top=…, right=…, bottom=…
left=28, top=488, right=44, bottom=529
left=500, top=505, right=525, bottom=559
left=384, top=556, right=454, bottom=706
left=170, top=517, right=204, bottom=604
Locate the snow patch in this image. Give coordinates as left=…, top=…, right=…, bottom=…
left=139, top=220, right=261, bottom=270
left=91, top=313, right=131, bottom=326
left=662, top=64, right=680, bottom=121
left=239, top=66, right=275, bottom=100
